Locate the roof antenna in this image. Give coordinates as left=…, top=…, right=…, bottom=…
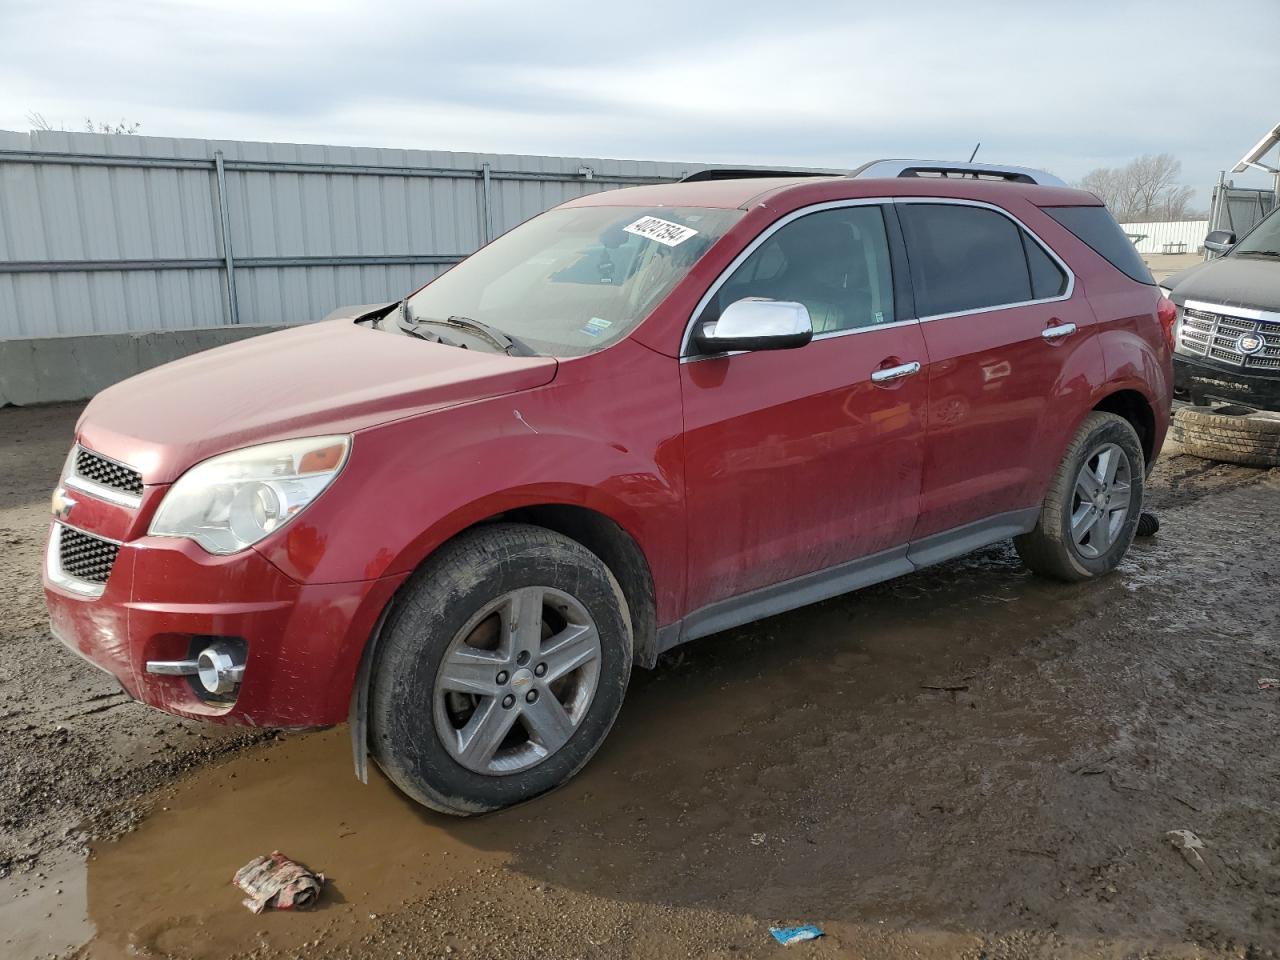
left=967, top=142, right=981, bottom=162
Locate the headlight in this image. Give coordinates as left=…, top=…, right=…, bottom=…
left=149, top=436, right=350, bottom=555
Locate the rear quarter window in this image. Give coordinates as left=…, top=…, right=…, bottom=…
left=1022, top=230, right=1068, bottom=299
left=1043, top=205, right=1154, bottom=285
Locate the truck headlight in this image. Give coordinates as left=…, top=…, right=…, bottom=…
left=149, top=436, right=350, bottom=555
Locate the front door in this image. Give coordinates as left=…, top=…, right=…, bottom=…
left=679, top=203, right=929, bottom=614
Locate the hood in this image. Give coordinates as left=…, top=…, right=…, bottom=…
left=78, top=320, right=558, bottom=483
left=1165, top=255, right=1280, bottom=312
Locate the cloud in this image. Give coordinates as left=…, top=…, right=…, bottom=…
left=3, top=0, right=1278, bottom=200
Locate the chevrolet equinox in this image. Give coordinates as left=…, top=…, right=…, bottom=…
left=45, top=160, right=1174, bottom=814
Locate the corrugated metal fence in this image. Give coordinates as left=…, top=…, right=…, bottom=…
left=1117, top=220, right=1209, bottom=255
left=0, top=130, right=709, bottom=338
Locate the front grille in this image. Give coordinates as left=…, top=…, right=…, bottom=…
left=58, top=525, right=120, bottom=585
left=1177, top=304, right=1280, bottom=371
left=74, top=448, right=143, bottom=496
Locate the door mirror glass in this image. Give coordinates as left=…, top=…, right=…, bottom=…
left=695, top=298, right=813, bottom=353
left=1204, top=230, right=1236, bottom=254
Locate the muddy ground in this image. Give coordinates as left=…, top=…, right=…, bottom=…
left=1, top=401, right=1277, bottom=960
left=1143, top=253, right=1202, bottom=284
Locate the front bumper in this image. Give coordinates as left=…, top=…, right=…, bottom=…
left=1173, top=353, right=1280, bottom=411
left=44, top=524, right=405, bottom=728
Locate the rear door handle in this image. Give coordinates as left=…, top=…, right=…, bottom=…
left=870, top=361, right=921, bottom=384
left=1041, top=322, right=1077, bottom=341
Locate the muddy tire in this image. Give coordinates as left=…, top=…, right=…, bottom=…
left=1170, top=403, right=1280, bottom=467
left=369, top=523, right=632, bottom=815
left=1015, top=412, right=1145, bottom=583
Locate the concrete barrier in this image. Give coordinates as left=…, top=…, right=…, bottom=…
left=0, top=326, right=283, bottom=407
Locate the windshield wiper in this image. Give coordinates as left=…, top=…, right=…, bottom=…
left=389, top=298, right=536, bottom=356
left=388, top=298, right=458, bottom=345
left=1238, top=249, right=1280, bottom=259
left=441, top=316, right=536, bottom=357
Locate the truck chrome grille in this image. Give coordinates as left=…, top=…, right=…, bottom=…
left=57, top=525, right=120, bottom=585
left=74, top=448, right=143, bottom=496
left=1178, top=305, right=1280, bottom=370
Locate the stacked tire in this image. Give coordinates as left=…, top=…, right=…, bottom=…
left=1171, top=404, right=1280, bottom=467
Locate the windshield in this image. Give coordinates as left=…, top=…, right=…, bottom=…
left=404, top=206, right=743, bottom=356
left=1234, top=207, right=1280, bottom=257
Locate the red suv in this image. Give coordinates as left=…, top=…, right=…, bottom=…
left=45, top=160, right=1174, bottom=814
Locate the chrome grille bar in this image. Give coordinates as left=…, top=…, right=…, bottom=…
left=1178, top=300, right=1280, bottom=371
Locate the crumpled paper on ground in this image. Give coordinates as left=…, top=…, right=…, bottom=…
left=233, top=851, right=324, bottom=914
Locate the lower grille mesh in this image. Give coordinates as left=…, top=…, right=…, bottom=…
left=58, top=526, right=119, bottom=585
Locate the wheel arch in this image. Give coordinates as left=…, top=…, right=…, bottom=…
left=500, top=504, right=659, bottom=668
left=1091, top=388, right=1158, bottom=467
left=348, top=500, right=661, bottom=783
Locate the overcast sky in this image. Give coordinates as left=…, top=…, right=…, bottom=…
left=3, top=0, right=1277, bottom=203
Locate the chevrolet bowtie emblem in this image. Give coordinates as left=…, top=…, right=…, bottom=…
left=51, top=487, right=77, bottom=521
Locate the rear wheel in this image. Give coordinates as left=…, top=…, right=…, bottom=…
left=1015, top=412, right=1145, bottom=582
left=370, top=523, right=632, bottom=815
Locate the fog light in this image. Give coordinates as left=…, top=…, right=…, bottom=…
left=196, top=643, right=246, bottom=694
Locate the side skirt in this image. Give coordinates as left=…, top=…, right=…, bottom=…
left=654, top=507, right=1040, bottom=657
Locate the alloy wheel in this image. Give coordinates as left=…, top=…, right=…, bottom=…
left=432, top=586, right=601, bottom=775
left=1070, top=442, right=1132, bottom=559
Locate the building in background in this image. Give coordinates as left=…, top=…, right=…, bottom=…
left=1118, top=219, right=1210, bottom=255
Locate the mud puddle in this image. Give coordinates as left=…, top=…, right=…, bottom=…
left=0, top=848, right=92, bottom=959
left=67, top=554, right=1135, bottom=959
left=75, top=730, right=515, bottom=959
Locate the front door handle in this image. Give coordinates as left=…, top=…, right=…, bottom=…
left=870, top=360, right=922, bottom=384
left=1041, top=322, right=1077, bottom=341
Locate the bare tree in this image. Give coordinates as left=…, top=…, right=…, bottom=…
left=26, top=110, right=141, bottom=135
left=1075, top=154, right=1198, bottom=222
left=1127, top=153, right=1184, bottom=220
left=1158, top=184, right=1197, bottom=221
left=1077, top=167, right=1126, bottom=213
left=84, top=117, right=142, bottom=135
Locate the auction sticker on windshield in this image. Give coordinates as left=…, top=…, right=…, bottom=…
left=624, top=216, right=699, bottom=247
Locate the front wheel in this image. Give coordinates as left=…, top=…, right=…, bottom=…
left=369, top=523, right=633, bottom=815
left=1015, top=411, right=1145, bottom=582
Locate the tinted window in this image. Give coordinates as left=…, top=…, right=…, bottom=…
left=1022, top=230, right=1068, bottom=299
left=898, top=204, right=1032, bottom=316
left=707, top=206, right=895, bottom=335
left=1043, top=205, right=1154, bottom=284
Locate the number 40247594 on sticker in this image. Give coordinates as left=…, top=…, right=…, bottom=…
left=623, top=216, right=699, bottom=247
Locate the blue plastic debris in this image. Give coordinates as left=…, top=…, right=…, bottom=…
left=769, top=924, right=824, bottom=945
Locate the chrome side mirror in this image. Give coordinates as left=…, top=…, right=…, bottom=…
left=694, top=298, right=814, bottom=353
left=1203, top=230, right=1236, bottom=254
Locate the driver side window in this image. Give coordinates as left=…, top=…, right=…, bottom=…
left=709, top=206, right=895, bottom=334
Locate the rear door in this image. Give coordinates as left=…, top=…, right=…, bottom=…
left=679, top=201, right=929, bottom=614
left=896, top=199, right=1101, bottom=544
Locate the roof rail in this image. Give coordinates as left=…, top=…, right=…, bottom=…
left=850, top=159, right=1066, bottom=188
left=680, top=168, right=836, bottom=183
